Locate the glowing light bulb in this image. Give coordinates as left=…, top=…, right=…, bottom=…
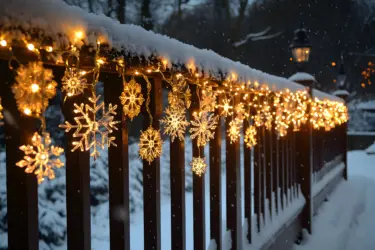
left=75, top=31, right=83, bottom=39
left=24, top=108, right=31, bottom=115
left=27, top=43, right=35, bottom=51
left=0, top=40, right=7, bottom=47
left=31, top=83, right=40, bottom=93
left=46, top=46, right=53, bottom=52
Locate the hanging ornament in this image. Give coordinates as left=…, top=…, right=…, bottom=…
left=0, top=97, right=3, bottom=125
left=165, top=74, right=191, bottom=109
left=12, top=61, right=57, bottom=116
left=59, top=94, right=119, bottom=159
left=190, top=157, right=207, bottom=177
left=160, top=107, right=189, bottom=142
left=139, top=74, right=163, bottom=163
left=61, top=67, right=87, bottom=97
left=227, top=119, right=241, bottom=144
left=119, top=77, right=144, bottom=121
left=235, top=102, right=247, bottom=121
left=139, top=126, right=163, bottom=164
left=219, top=97, right=233, bottom=117
left=16, top=132, right=64, bottom=184
left=190, top=112, right=219, bottom=147
left=244, top=125, right=257, bottom=148
left=200, top=86, right=217, bottom=112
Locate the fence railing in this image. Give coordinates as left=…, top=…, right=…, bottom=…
left=0, top=61, right=347, bottom=250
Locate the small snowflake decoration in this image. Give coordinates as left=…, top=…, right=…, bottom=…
left=62, top=67, right=87, bottom=97
left=190, top=112, right=219, bottom=147
left=220, top=98, right=233, bottom=117
left=190, top=157, right=207, bottom=177
left=59, top=94, right=119, bottom=159
left=16, top=132, right=64, bottom=184
left=120, top=77, right=145, bottom=121
left=201, top=86, right=217, bottom=112
left=12, top=61, right=57, bottom=116
left=139, top=126, right=163, bottom=164
left=167, top=75, right=191, bottom=109
left=227, top=119, right=241, bottom=144
left=244, top=125, right=257, bottom=148
left=160, top=107, right=189, bottom=142
left=235, top=103, right=247, bottom=121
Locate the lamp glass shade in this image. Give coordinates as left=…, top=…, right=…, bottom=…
left=292, top=47, right=311, bottom=63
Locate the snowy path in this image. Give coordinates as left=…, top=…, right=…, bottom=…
left=295, top=151, right=375, bottom=250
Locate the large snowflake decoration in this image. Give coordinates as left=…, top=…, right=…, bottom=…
left=227, top=119, right=241, bottom=144
left=190, top=112, right=219, bottom=147
left=12, top=61, right=57, bottom=116
left=16, top=132, right=64, bottom=184
left=139, top=126, right=163, bottom=164
left=119, top=77, right=144, bottom=121
left=244, top=125, right=257, bottom=148
left=61, top=67, right=87, bottom=97
left=167, top=75, right=191, bottom=109
left=190, top=157, right=207, bottom=177
left=160, top=107, right=189, bottom=142
left=59, top=95, right=119, bottom=159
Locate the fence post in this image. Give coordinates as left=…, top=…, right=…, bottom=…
left=226, top=95, right=242, bottom=250
left=210, top=102, right=222, bottom=249
left=141, top=77, right=162, bottom=250
left=1, top=60, right=39, bottom=250
left=60, top=68, right=92, bottom=250
left=243, top=121, right=252, bottom=243
left=102, top=73, right=131, bottom=250
left=334, top=92, right=348, bottom=180
left=191, top=84, right=206, bottom=250
left=253, top=125, right=262, bottom=232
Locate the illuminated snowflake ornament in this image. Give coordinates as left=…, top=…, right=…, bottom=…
left=59, top=94, right=119, bottom=159
left=235, top=102, right=247, bottom=121
left=16, top=132, right=64, bottom=184
left=139, top=126, right=163, bottom=164
left=190, top=157, right=207, bottom=177
left=160, top=107, right=189, bottom=142
left=244, top=125, right=257, bottom=148
left=190, top=112, right=219, bottom=147
left=120, top=77, right=144, bottom=120
left=61, top=67, right=87, bottom=97
left=220, top=98, right=233, bottom=117
left=227, top=119, right=241, bottom=144
left=201, top=86, right=217, bottom=112
left=12, top=61, right=57, bottom=116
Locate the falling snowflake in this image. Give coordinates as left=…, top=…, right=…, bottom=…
left=16, top=132, right=64, bottom=184
left=119, top=77, right=144, bottom=120
left=244, top=125, right=257, bottom=148
left=190, top=157, right=207, bottom=177
left=59, top=94, right=119, bottom=159
left=12, top=61, right=57, bottom=116
left=160, top=107, right=189, bottom=142
left=139, top=126, right=163, bottom=164
left=61, top=67, right=87, bottom=97
left=227, top=119, right=241, bottom=144
left=190, top=112, right=219, bottom=147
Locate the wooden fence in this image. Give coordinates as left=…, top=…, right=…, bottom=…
left=0, top=60, right=347, bottom=250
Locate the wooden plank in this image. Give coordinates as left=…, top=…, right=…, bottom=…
left=278, top=137, right=285, bottom=211
left=284, top=136, right=289, bottom=207
left=243, top=121, right=252, bottom=243
left=170, top=138, right=186, bottom=250
left=60, top=68, right=91, bottom=250
left=342, top=123, right=348, bottom=180
left=260, top=127, right=266, bottom=222
left=1, top=60, right=39, bottom=250
left=253, top=126, right=262, bottom=232
left=226, top=95, right=242, bottom=250
left=102, top=73, right=130, bottom=250
left=272, top=131, right=279, bottom=215
left=210, top=105, right=222, bottom=249
left=191, top=84, right=205, bottom=250
left=288, top=131, right=293, bottom=203
left=141, top=77, right=162, bottom=250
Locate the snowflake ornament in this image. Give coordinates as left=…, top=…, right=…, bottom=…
left=220, top=98, right=233, bottom=117
left=16, top=132, right=64, bottom=184
left=167, top=75, right=191, bottom=109
left=59, top=94, right=119, bottom=159
left=12, top=61, right=57, bottom=116
left=244, top=125, right=257, bottom=148
left=235, top=102, right=247, bottom=121
left=190, top=157, right=207, bottom=177
left=160, top=107, right=189, bottom=142
left=190, top=112, right=219, bottom=147
left=227, top=119, right=241, bottom=144
left=61, top=67, right=87, bottom=97
left=201, top=86, right=217, bottom=112
left=139, top=126, right=163, bottom=164
left=119, top=77, right=144, bottom=120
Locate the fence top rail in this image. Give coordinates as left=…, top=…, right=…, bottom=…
left=0, top=0, right=341, bottom=102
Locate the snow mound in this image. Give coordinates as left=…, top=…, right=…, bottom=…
left=365, top=142, right=375, bottom=155
left=289, top=72, right=316, bottom=82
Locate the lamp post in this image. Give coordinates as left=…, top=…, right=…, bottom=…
left=337, top=55, right=347, bottom=90
left=290, top=24, right=312, bottom=72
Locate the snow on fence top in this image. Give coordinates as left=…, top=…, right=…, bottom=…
left=0, top=0, right=340, bottom=101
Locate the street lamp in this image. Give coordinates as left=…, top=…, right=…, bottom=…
left=337, top=56, right=347, bottom=89
left=290, top=24, right=312, bottom=71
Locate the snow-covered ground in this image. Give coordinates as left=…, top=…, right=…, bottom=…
left=294, top=150, right=375, bottom=250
